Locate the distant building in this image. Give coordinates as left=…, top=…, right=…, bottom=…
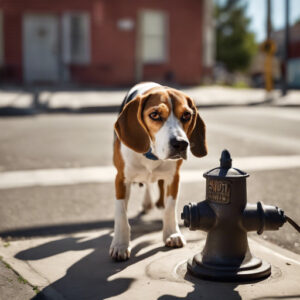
left=272, top=22, right=300, bottom=88
left=0, top=0, right=214, bottom=86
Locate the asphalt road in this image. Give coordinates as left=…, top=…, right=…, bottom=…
left=0, top=106, right=299, bottom=254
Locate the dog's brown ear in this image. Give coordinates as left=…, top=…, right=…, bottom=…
left=114, top=96, right=150, bottom=153
left=187, top=98, right=207, bottom=158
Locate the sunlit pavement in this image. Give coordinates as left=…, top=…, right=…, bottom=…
left=1, top=87, right=300, bottom=114
left=1, top=227, right=300, bottom=300
left=0, top=106, right=300, bottom=299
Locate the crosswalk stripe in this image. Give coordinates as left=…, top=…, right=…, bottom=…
left=0, top=155, right=300, bottom=189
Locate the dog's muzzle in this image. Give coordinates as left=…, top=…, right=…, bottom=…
left=169, top=137, right=189, bottom=159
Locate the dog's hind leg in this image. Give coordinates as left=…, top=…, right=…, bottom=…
left=155, top=179, right=165, bottom=209
left=142, top=183, right=154, bottom=214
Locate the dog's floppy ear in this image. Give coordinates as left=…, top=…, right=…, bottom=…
left=114, top=96, right=150, bottom=153
left=187, top=98, right=207, bottom=158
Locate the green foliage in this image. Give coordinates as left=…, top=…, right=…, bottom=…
left=232, top=80, right=249, bottom=89
left=17, top=276, right=28, bottom=284
left=33, top=286, right=40, bottom=294
left=215, top=0, right=257, bottom=72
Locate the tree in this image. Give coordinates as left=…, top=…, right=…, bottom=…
left=215, top=0, right=257, bottom=72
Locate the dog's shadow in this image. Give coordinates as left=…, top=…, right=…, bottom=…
left=15, top=216, right=170, bottom=300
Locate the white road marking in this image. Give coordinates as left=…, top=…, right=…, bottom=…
left=0, top=155, right=300, bottom=189
left=0, top=166, right=115, bottom=189
left=181, top=155, right=300, bottom=182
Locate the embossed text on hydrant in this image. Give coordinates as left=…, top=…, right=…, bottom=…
left=207, top=180, right=231, bottom=204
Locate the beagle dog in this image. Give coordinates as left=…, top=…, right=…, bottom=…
left=110, top=82, right=207, bottom=261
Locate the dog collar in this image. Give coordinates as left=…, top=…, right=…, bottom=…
left=143, top=148, right=159, bottom=161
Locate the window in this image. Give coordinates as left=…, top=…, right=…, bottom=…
left=62, top=13, right=90, bottom=64
left=141, top=11, right=168, bottom=63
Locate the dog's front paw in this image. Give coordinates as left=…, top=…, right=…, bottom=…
left=109, top=243, right=131, bottom=261
left=165, top=233, right=186, bottom=248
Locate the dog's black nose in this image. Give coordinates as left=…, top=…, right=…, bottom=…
left=170, top=137, right=189, bottom=152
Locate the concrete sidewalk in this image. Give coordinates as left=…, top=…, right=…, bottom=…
left=0, top=217, right=300, bottom=300
left=0, top=86, right=300, bottom=115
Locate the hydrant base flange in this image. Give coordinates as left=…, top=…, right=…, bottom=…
left=187, top=254, right=271, bottom=282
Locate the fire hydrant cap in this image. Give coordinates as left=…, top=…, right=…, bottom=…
left=203, top=149, right=249, bottom=179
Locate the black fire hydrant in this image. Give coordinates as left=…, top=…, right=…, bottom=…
left=181, top=150, right=298, bottom=281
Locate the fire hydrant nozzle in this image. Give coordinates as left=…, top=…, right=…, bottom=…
left=181, top=202, right=215, bottom=231
left=242, top=202, right=285, bottom=234
left=181, top=201, right=286, bottom=234
left=181, top=149, right=300, bottom=282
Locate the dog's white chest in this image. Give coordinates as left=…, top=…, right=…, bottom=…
left=121, top=144, right=177, bottom=184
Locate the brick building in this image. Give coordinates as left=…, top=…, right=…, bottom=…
left=0, top=0, right=214, bottom=86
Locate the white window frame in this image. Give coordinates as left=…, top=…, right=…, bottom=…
left=62, top=12, right=91, bottom=65
left=139, top=10, right=168, bottom=64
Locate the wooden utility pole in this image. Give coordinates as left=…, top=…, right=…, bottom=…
left=282, top=0, right=290, bottom=96
left=263, top=0, right=274, bottom=92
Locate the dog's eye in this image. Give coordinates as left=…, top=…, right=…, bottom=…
left=149, top=111, right=162, bottom=121
left=181, top=111, right=192, bottom=122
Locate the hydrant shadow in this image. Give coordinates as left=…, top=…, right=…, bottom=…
left=158, top=272, right=245, bottom=300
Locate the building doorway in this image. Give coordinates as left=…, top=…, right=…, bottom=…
left=23, top=14, right=59, bottom=83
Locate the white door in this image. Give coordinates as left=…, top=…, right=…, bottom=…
left=23, top=14, right=59, bottom=83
